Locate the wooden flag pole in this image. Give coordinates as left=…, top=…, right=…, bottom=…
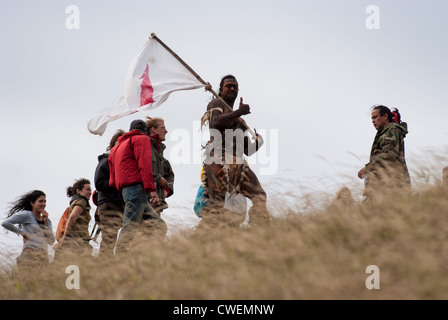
left=150, top=33, right=259, bottom=141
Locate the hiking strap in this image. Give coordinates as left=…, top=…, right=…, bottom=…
left=89, top=222, right=101, bottom=243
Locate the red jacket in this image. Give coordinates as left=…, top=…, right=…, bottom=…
left=108, top=130, right=156, bottom=194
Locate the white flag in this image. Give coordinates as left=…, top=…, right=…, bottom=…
left=88, top=38, right=205, bottom=135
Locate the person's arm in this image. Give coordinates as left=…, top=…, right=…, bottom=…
left=39, top=209, right=55, bottom=245
left=56, top=205, right=82, bottom=248
left=162, top=158, right=174, bottom=198
left=108, top=154, right=116, bottom=189
left=244, top=129, right=264, bottom=156
left=358, top=167, right=369, bottom=179
left=132, top=136, right=159, bottom=205
left=209, top=98, right=250, bottom=131
left=64, top=206, right=82, bottom=236
left=370, top=128, right=401, bottom=166
left=2, top=212, right=32, bottom=242
left=359, top=128, right=402, bottom=179
left=95, top=158, right=111, bottom=192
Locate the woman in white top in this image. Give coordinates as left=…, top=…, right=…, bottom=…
left=2, top=190, right=55, bottom=269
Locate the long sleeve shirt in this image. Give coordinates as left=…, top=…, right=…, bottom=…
left=2, top=211, right=55, bottom=252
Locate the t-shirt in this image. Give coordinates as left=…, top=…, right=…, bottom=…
left=1, top=211, right=55, bottom=252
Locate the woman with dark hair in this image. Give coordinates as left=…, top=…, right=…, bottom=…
left=358, top=105, right=411, bottom=202
left=55, top=178, right=92, bottom=257
left=2, top=190, right=55, bottom=269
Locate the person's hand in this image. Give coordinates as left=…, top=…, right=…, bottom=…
left=159, top=177, right=169, bottom=188
left=238, top=98, right=251, bottom=115
left=54, top=240, right=62, bottom=250
left=358, top=167, right=368, bottom=179
left=149, top=191, right=160, bottom=206
left=23, top=233, right=32, bottom=243
left=42, top=210, right=49, bottom=224
left=254, top=129, right=264, bottom=149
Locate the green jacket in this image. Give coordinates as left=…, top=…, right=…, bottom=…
left=150, top=135, right=174, bottom=211
left=367, top=122, right=408, bottom=170
left=365, top=122, right=411, bottom=198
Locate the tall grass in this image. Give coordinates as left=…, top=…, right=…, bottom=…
left=1, top=182, right=448, bottom=300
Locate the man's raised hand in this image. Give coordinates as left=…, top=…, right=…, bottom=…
left=239, top=97, right=251, bottom=115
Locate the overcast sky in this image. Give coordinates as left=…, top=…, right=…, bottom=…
left=1, top=0, right=448, bottom=258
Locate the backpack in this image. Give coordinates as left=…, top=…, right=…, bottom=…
left=193, top=184, right=209, bottom=218
left=56, top=207, right=70, bottom=242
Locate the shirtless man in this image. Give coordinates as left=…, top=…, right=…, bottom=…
left=201, top=75, right=270, bottom=227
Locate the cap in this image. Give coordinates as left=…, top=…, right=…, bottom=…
left=129, top=119, right=147, bottom=132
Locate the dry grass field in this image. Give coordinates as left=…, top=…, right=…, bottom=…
left=1, top=182, right=448, bottom=300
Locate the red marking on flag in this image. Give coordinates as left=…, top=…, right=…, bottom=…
left=140, top=64, right=155, bottom=107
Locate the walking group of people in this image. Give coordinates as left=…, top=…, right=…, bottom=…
left=1, top=74, right=437, bottom=271
left=2, top=116, right=174, bottom=269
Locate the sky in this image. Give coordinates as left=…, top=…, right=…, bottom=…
left=1, top=0, right=448, bottom=260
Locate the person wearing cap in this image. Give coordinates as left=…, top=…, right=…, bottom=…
left=108, top=119, right=161, bottom=253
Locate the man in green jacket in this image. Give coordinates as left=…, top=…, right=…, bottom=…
left=358, top=105, right=411, bottom=202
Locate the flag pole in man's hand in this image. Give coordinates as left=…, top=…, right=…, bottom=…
left=88, top=33, right=259, bottom=142
left=88, top=33, right=205, bottom=136
left=149, top=33, right=260, bottom=142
